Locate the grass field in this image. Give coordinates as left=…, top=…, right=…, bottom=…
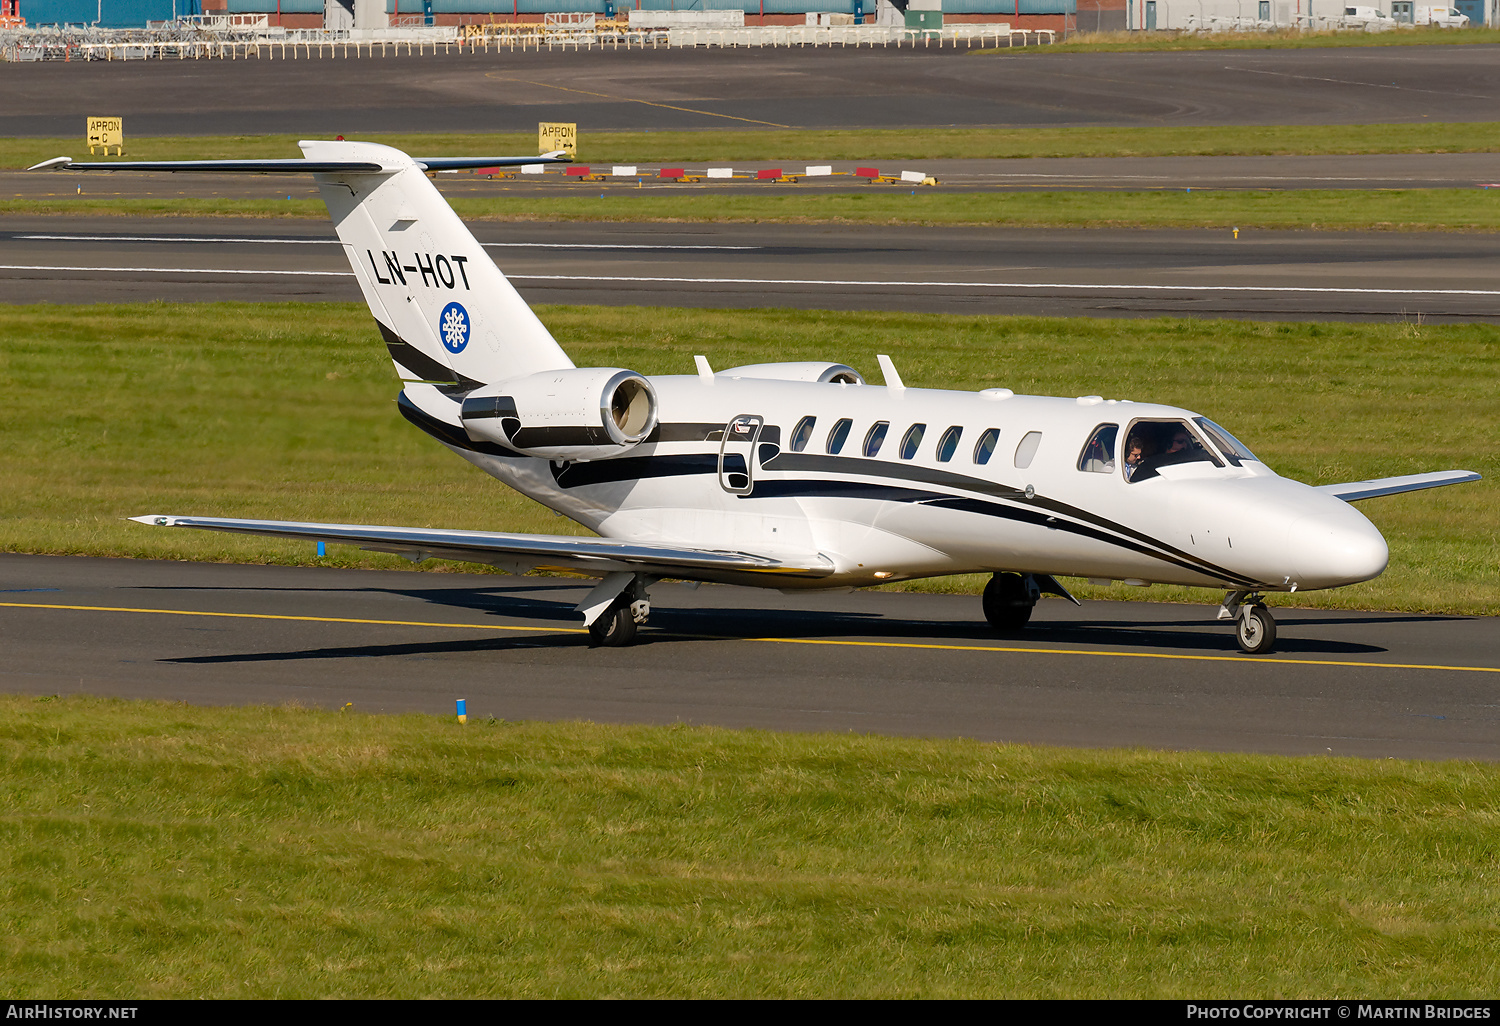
left=7, top=189, right=1500, bottom=233
left=1, top=302, right=1494, bottom=614
left=3, top=694, right=1498, bottom=998
left=989, top=25, right=1500, bottom=53
left=9, top=122, right=1500, bottom=169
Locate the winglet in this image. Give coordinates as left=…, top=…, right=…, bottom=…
left=876, top=354, right=905, bottom=395
left=27, top=157, right=73, bottom=172
left=694, top=355, right=715, bottom=384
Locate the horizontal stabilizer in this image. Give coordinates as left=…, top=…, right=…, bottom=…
left=128, top=515, right=835, bottom=580
left=1315, top=470, right=1481, bottom=503
left=27, top=155, right=567, bottom=174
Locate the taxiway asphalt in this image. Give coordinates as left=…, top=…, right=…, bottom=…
left=2, top=553, right=1495, bottom=761
left=4, top=45, right=1500, bottom=136
left=7, top=215, right=1500, bottom=321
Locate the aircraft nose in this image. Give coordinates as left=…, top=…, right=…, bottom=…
left=1285, top=509, right=1389, bottom=589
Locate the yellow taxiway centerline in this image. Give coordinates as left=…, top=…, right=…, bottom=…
left=2, top=600, right=1496, bottom=674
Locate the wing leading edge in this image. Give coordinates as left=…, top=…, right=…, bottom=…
left=1315, top=470, right=1481, bottom=503
left=27, top=155, right=569, bottom=174
left=128, top=515, right=835, bottom=580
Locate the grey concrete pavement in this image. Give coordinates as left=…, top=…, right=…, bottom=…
left=5, top=46, right=1500, bottom=136
left=6, top=216, right=1500, bottom=321
left=2, top=554, right=1494, bottom=760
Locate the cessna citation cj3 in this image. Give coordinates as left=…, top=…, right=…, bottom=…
left=34, top=142, right=1480, bottom=653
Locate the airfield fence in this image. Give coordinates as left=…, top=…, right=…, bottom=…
left=0, top=18, right=1054, bottom=61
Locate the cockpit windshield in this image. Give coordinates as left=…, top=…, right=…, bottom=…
left=1123, top=419, right=1222, bottom=482
left=1192, top=417, right=1258, bottom=465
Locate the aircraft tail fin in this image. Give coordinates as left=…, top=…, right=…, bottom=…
left=298, top=140, right=574, bottom=388
left=30, top=142, right=570, bottom=388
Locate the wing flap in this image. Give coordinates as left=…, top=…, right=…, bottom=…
left=1315, top=470, right=1481, bottom=503
left=129, top=515, right=834, bottom=579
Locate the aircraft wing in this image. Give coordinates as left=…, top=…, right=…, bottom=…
left=1315, top=470, right=1481, bottom=503
left=128, top=515, right=834, bottom=580
left=27, top=155, right=568, bottom=174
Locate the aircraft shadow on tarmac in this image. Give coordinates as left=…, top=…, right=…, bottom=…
left=132, top=583, right=1432, bottom=660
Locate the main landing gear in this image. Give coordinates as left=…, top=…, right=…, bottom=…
left=580, top=571, right=653, bottom=648
left=982, top=572, right=1039, bottom=632
left=1219, top=591, right=1277, bottom=654
left=981, top=573, right=1079, bottom=633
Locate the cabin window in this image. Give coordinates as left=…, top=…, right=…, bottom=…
left=790, top=416, right=816, bottom=453
left=973, top=428, right=1000, bottom=465
left=1123, top=419, right=1223, bottom=482
left=899, top=423, right=926, bottom=460
left=1077, top=424, right=1118, bottom=474
left=1193, top=417, right=1257, bottom=466
left=1014, top=431, right=1042, bottom=470
left=863, top=421, right=890, bottom=457
left=826, top=418, right=852, bottom=455
left=936, top=425, right=963, bottom=463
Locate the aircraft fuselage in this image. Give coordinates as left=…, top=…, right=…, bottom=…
left=407, top=374, right=1389, bottom=595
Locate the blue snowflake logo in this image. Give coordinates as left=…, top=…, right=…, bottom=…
left=439, top=302, right=470, bottom=354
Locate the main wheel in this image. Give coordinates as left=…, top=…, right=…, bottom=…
left=1235, top=605, right=1276, bottom=654
left=588, top=602, right=638, bottom=648
left=982, top=573, right=1034, bottom=633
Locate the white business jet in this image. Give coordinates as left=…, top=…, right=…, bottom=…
left=33, top=142, right=1480, bottom=653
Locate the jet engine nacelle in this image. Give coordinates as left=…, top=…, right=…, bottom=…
left=459, top=368, right=658, bottom=462
left=716, top=361, right=864, bottom=385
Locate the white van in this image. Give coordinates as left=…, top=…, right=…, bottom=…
left=1389, top=2, right=1470, bottom=23
left=1341, top=4, right=1399, bottom=28
left=1418, top=5, right=1470, bottom=24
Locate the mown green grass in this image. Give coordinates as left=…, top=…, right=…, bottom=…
left=9, top=121, right=1500, bottom=168
left=8, top=189, right=1500, bottom=232
left=3, top=694, right=1498, bottom=998
left=989, top=26, right=1500, bottom=53
left=1, top=303, right=1494, bottom=613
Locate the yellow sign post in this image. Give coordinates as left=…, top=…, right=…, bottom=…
left=538, top=122, right=577, bottom=159
left=87, top=116, right=124, bottom=156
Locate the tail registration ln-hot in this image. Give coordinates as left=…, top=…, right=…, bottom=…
left=34, top=142, right=1480, bottom=652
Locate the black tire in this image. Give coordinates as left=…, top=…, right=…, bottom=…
left=1235, top=605, right=1276, bottom=654
left=588, top=603, right=638, bottom=648
left=982, top=573, right=1034, bottom=633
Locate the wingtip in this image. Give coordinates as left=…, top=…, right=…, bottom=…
left=128, top=514, right=175, bottom=526
left=27, top=156, right=73, bottom=172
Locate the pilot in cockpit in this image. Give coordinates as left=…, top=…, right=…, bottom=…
left=1123, top=433, right=1151, bottom=480
left=1128, top=421, right=1216, bottom=482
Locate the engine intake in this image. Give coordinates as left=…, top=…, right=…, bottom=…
left=459, top=368, right=658, bottom=461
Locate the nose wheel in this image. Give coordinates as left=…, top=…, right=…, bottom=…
left=1235, top=604, right=1276, bottom=654
left=1222, top=592, right=1277, bottom=654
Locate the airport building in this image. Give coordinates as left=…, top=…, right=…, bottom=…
left=7, top=0, right=1093, bottom=32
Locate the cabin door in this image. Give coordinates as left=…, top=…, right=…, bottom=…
left=718, top=414, right=763, bottom=496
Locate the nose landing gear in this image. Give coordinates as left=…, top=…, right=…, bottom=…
left=1220, top=591, right=1277, bottom=654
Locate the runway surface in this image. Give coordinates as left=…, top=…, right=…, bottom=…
left=4, top=45, right=1500, bottom=136
left=7, top=215, right=1500, bottom=321
left=2, top=553, right=1495, bottom=761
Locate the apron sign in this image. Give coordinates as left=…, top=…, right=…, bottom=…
left=87, top=116, right=124, bottom=156
left=538, top=122, right=576, bottom=158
